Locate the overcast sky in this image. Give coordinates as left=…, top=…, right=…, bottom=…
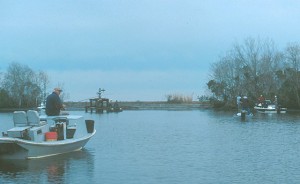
left=1, top=0, right=300, bottom=101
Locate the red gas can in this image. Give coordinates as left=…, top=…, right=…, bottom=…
left=45, top=132, right=58, bottom=141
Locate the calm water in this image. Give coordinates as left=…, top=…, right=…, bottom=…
left=1, top=110, right=300, bottom=184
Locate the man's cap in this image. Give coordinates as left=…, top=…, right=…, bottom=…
left=54, top=87, right=63, bottom=92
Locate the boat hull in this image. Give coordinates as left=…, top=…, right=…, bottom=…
left=254, top=107, right=287, bottom=114
left=0, top=130, right=96, bottom=159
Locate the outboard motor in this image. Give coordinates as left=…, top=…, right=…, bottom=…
left=277, top=106, right=281, bottom=114
left=85, top=120, right=94, bottom=133
left=241, top=110, right=246, bottom=121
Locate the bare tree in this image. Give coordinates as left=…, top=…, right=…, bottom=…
left=285, top=42, right=300, bottom=106
left=2, top=62, right=43, bottom=107
left=36, top=71, right=49, bottom=105
left=208, top=37, right=283, bottom=107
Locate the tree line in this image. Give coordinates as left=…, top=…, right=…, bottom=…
left=0, top=62, right=49, bottom=108
left=208, top=37, right=300, bottom=109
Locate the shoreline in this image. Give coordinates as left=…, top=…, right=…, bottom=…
left=0, top=101, right=212, bottom=112
left=66, top=101, right=212, bottom=111
left=2, top=101, right=299, bottom=113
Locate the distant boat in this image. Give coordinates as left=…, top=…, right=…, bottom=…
left=254, top=100, right=287, bottom=114
left=107, top=101, right=123, bottom=113
left=37, top=102, right=46, bottom=115
left=107, top=106, right=123, bottom=113
left=37, top=102, right=45, bottom=110
left=0, top=110, right=96, bottom=159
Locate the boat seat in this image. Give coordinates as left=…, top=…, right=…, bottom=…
left=27, top=110, right=47, bottom=126
left=13, top=111, right=28, bottom=127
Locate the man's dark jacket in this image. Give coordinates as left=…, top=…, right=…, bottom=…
left=46, top=92, right=62, bottom=116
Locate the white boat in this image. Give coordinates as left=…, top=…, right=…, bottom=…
left=254, top=100, right=287, bottom=113
left=37, top=102, right=46, bottom=113
left=0, top=110, right=96, bottom=159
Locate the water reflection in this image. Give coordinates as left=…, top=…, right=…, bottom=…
left=0, top=149, right=94, bottom=183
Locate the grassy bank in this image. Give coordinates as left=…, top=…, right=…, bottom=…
left=65, top=101, right=212, bottom=111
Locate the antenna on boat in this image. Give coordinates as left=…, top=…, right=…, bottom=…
left=97, top=88, right=105, bottom=98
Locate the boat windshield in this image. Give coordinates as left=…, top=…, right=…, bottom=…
left=264, top=100, right=272, bottom=105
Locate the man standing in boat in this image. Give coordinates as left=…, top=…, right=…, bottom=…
left=237, top=95, right=242, bottom=111
left=46, top=87, right=65, bottom=116
left=274, top=95, right=278, bottom=108
left=258, top=95, right=264, bottom=104
left=257, top=94, right=266, bottom=108
left=241, top=96, right=251, bottom=115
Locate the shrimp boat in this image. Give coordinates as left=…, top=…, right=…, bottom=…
left=254, top=100, right=287, bottom=114
left=0, top=110, right=96, bottom=159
